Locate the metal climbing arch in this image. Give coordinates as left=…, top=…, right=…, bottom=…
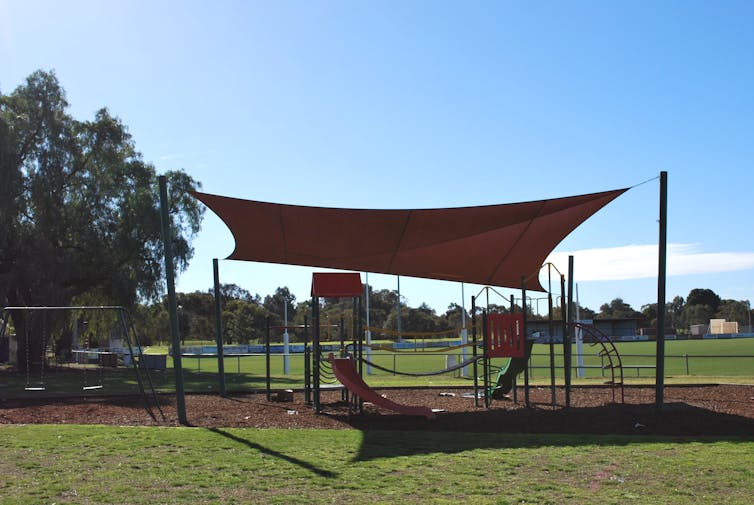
left=569, top=322, right=624, bottom=403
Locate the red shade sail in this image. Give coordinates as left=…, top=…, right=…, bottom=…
left=191, top=188, right=627, bottom=292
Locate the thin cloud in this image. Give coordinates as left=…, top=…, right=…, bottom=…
left=157, top=152, right=192, bottom=161
left=547, top=244, right=754, bottom=281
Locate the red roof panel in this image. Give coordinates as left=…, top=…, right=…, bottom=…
left=311, top=272, right=364, bottom=298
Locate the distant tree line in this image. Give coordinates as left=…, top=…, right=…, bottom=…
left=132, top=285, right=470, bottom=345
left=130, top=286, right=752, bottom=345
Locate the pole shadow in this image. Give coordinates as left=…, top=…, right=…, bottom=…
left=206, top=427, right=337, bottom=478
left=345, top=402, right=754, bottom=461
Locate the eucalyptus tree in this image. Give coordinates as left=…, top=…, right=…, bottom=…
left=0, top=70, right=204, bottom=369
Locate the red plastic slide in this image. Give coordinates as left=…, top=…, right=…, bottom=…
left=329, top=354, right=436, bottom=420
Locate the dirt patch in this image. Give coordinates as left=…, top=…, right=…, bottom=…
left=1, top=385, right=753, bottom=436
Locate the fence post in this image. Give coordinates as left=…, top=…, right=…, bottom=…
left=685, top=353, right=689, bottom=375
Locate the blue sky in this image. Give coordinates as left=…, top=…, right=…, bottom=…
left=2, top=1, right=753, bottom=315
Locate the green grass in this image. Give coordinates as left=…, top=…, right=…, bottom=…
left=529, top=338, right=754, bottom=379
left=2, top=338, right=752, bottom=399
left=0, top=424, right=752, bottom=504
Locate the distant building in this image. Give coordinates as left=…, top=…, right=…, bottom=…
left=527, top=318, right=641, bottom=342
left=709, top=319, right=738, bottom=334
left=690, top=324, right=707, bottom=336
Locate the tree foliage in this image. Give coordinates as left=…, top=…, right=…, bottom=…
left=131, top=284, right=752, bottom=346
left=686, top=288, right=722, bottom=312
left=597, top=298, right=643, bottom=319
left=1, top=70, right=204, bottom=367
left=716, top=299, right=750, bottom=325
left=264, top=287, right=296, bottom=323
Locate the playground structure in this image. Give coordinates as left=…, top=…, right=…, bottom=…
left=569, top=322, right=625, bottom=403
left=329, top=353, right=437, bottom=420
left=123, top=175, right=664, bottom=423
left=298, top=268, right=622, bottom=418
left=0, top=306, right=164, bottom=420
left=0, top=275, right=626, bottom=422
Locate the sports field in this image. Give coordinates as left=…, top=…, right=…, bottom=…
left=1, top=338, right=752, bottom=398
left=169, top=337, right=754, bottom=391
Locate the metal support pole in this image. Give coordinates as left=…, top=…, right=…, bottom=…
left=396, top=275, right=401, bottom=339
left=355, top=297, right=362, bottom=375
left=547, top=265, right=556, bottom=407
left=482, top=309, right=490, bottom=409
left=522, top=276, right=530, bottom=408
left=510, top=294, right=518, bottom=403
left=566, top=256, right=575, bottom=409
left=471, top=296, right=479, bottom=407
left=656, top=171, right=668, bottom=411
left=575, top=284, right=585, bottom=377
left=356, top=295, right=364, bottom=414
left=158, top=175, right=187, bottom=425
left=313, top=297, right=321, bottom=413
left=304, top=315, right=311, bottom=404
left=212, top=259, right=226, bottom=396
left=265, top=317, right=271, bottom=401
left=365, top=274, right=372, bottom=375
left=283, top=299, right=290, bottom=375
left=340, top=315, right=346, bottom=358
left=346, top=310, right=353, bottom=403
left=461, top=282, right=469, bottom=377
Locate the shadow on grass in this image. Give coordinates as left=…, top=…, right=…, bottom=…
left=346, top=402, right=754, bottom=461
left=173, top=371, right=307, bottom=393
left=0, top=367, right=306, bottom=399
left=206, top=427, right=337, bottom=478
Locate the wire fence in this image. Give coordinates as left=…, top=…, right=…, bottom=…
left=3, top=348, right=753, bottom=399
left=175, top=350, right=754, bottom=379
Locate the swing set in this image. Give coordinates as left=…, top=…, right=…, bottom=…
left=0, top=306, right=164, bottom=420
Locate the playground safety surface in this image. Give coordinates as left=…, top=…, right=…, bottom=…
left=2, top=385, right=753, bottom=436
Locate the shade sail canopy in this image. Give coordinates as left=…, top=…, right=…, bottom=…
left=191, top=188, right=627, bottom=292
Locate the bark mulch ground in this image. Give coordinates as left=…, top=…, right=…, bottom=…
left=2, top=385, right=753, bottom=436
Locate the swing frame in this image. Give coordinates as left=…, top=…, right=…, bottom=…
left=1, top=306, right=164, bottom=420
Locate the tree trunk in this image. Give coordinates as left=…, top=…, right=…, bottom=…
left=6, top=292, right=48, bottom=375
left=9, top=311, right=48, bottom=374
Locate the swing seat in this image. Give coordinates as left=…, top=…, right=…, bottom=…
left=82, top=385, right=103, bottom=391
left=24, top=385, right=46, bottom=391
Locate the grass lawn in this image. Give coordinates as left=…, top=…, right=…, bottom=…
left=1, top=338, right=751, bottom=398
left=1, top=425, right=752, bottom=505
left=171, top=337, right=754, bottom=390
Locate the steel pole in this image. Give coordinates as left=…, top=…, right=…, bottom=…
left=547, top=265, right=556, bottom=407
left=158, top=176, right=187, bottom=425
left=655, top=171, right=668, bottom=411
left=566, top=256, right=575, bottom=408
left=283, top=298, right=290, bottom=374
left=265, top=317, right=271, bottom=401
left=212, top=259, right=226, bottom=396
left=522, top=275, right=530, bottom=408
left=471, top=296, right=479, bottom=407
left=365, top=273, right=372, bottom=375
